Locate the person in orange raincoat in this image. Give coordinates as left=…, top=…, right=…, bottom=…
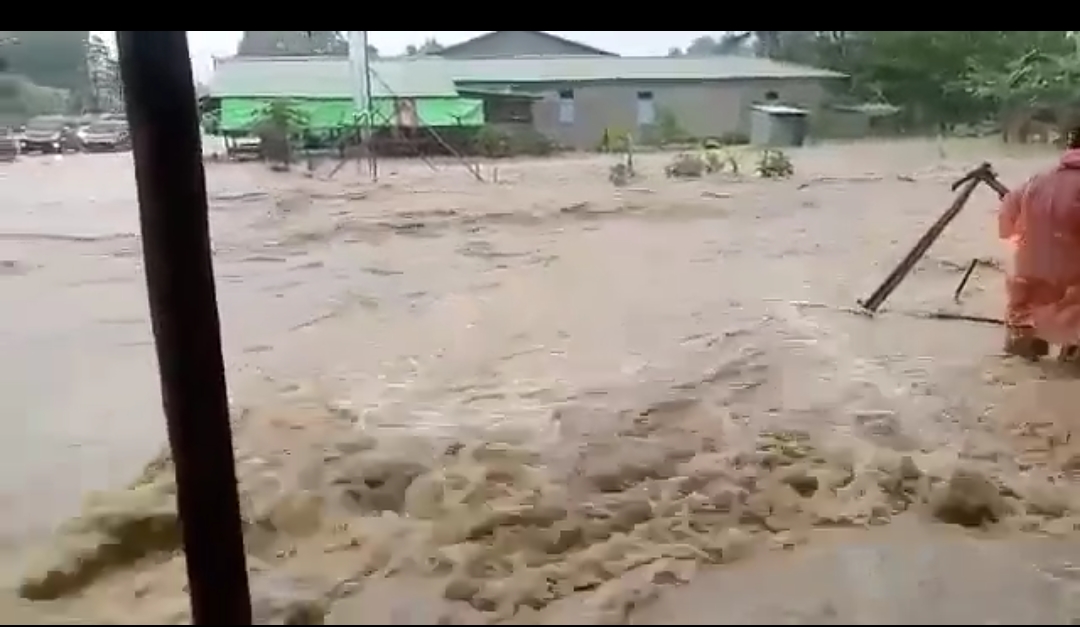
left=1000, top=128, right=1080, bottom=361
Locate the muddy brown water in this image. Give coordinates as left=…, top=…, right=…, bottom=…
left=3, top=140, right=1080, bottom=623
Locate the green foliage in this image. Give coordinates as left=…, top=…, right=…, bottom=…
left=703, top=148, right=740, bottom=174
left=673, top=32, right=1080, bottom=129
left=595, top=127, right=631, bottom=152
left=756, top=149, right=794, bottom=179
left=665, top=153, right=706, bottom=179
left=251, top=100, right=309, bottom=166
left=0, top=73, right=69, bottom=122
left=252, top=100, right=309, bottom=135
left=475, top=126, right=510, bottom=157
left=656, top=107, right=687, bottom=144
left=0, top=31, right=89, bottom=94
left=964, top=45, right=1080, bottom=111
left=474, top=126, right=556, bottom=158
left=703, top=132, right=749, bottom=148
left=238, top=31, right=351, bottom=57
left=85, top=34, right=122, bottom=113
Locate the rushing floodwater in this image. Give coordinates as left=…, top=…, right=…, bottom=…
left=5, top=141, right=1080, bottom=622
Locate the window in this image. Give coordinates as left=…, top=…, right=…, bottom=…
left=558, top=89, right=575, bottom=125
left=636, top=91, right=655, bottom=126
left=764, top=90, right=780, bottom=101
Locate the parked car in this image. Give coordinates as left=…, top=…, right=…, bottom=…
left=0, top=127, right=18, bottom=162
left=20, top=116, right=82, bottom=153
left=80, top=120, right=131, bottom=152
left=224, top=134, right=263, bottom=161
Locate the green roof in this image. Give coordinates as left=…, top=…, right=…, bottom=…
left=210, top=55, right=845, bottom=100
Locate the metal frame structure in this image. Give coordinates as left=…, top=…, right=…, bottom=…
left=115, top=31, right=252, bottom=623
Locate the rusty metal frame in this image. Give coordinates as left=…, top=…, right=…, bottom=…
left=115, top=31, right=251, bottom=623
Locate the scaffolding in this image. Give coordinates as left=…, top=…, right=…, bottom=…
left=329, top=31, right=484, bottom=183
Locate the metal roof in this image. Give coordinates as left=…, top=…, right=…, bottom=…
left=210, top=56, right=460, bottom=99
left=434, top=55, right=845, bottom=83
left=209, top=55, right=846, bottom=99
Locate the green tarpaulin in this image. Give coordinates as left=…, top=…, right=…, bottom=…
left=219, top=97, right=484, bottom=132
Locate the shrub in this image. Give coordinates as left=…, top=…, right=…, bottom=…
left=475, top=126, right=557, bottom=158
left=756, top=149, right=794, bottom=178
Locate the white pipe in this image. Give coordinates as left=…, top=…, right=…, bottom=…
left=346, top=31, right=372, bottom=124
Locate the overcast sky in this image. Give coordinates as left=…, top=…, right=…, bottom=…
left=93, top=32, right=727, bottom=80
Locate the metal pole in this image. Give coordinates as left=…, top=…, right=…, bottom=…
left=348, top=30, right=377, bottom=181
left=115, top=31, right=252, bottom=625
left=361, top=31, right=378, bottom=181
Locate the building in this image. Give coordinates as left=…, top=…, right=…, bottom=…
left=433, top=30, right=618, bottom=59
left=209, top=31, right=845, bottom=149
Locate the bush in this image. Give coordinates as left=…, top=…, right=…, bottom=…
left=596, top=127, right=631, bottom=152
left=665, top=153, right=706, bottom=179
left=474, top=126, right=510, bottom=158
left=756, top=149, right=794, bottom=179
left=508, top=128, right=556, bottom=156
left=703, top=148, right=740, bottom=174
left=703, top=132, right=750, bottom=148
left=656, top=107, right=689, bottom=145
left=474, top=126, right=556, bottom=158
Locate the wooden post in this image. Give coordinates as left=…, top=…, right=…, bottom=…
left=115, top=31, right=252, bottom=624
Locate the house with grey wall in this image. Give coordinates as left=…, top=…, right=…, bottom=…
left=209, top=31, right=846, bottom=150
left=428, top=31, right=845, bottom=148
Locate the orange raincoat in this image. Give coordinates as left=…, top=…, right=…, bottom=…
left=1000, top=149, right=1080, bottom=346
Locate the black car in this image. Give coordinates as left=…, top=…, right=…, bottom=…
left=80, top=120, right=131, bottom=152
left=21, top=116, right=82, bottom=153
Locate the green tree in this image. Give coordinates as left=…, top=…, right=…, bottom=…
left=251, top=100, right=309, bottom=168
left=405, top=38, right=446, bottom=56
left=237, top=31, right=350, bottom=56
left=727, top=31, right=1075, bottom=129
left=670, top=33, right=753, bottom=57
left=0, top=31, right=89, bottom=93
left=86, top=34, right=122, bottom=113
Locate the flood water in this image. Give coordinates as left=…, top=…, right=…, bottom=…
left=4, top=141, right=1080, bottom=623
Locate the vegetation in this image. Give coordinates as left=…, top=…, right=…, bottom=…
left=6, top=31, right=1080, bottom=141
left=473, top=126, right=556, bottom=158
left=251, top=100, right=309, bottom=169
left=665, top=153, right=707, bottom=178
left=405, top=39, right=445, bottom=56
left=756, top=149, right=794, bottom=179
left=0, top=74, right=69, bottom=123
left=0, top=31, right=90, bottom=94
left=0, top=32, right=123, bottom=122
left=238, top=31, right=351, bottom=57
left=85, top=34, right=122, bottom=112
left=668, top=31, right=1080, bottom=135
left=238, top=31, right=454, bottom=58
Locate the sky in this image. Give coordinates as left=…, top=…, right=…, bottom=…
left=94, top=32, right=726, bottom=81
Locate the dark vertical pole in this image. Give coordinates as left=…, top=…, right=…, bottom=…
left=115, top=31, right=252, bottom=624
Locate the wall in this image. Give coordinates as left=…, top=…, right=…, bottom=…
left=524, top=78, right=831, bottom=149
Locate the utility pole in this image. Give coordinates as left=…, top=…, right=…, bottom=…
left=347, top=31, right=377, bottom=181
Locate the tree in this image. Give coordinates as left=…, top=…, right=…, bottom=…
left=237, top=31, right=348, bottom=56
left=405, top=38, right=445, bottom=56
left=86, top=34, right=122, bottom=112
left=961, top=35, right=1080, bottom=141
left=0, top=31, right=89, bottom=93
left=669, top=33, right=752, bottom=57
left=251, top=99, right=309, bottom=169
left=705, top=31, right=1077, bottom=129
